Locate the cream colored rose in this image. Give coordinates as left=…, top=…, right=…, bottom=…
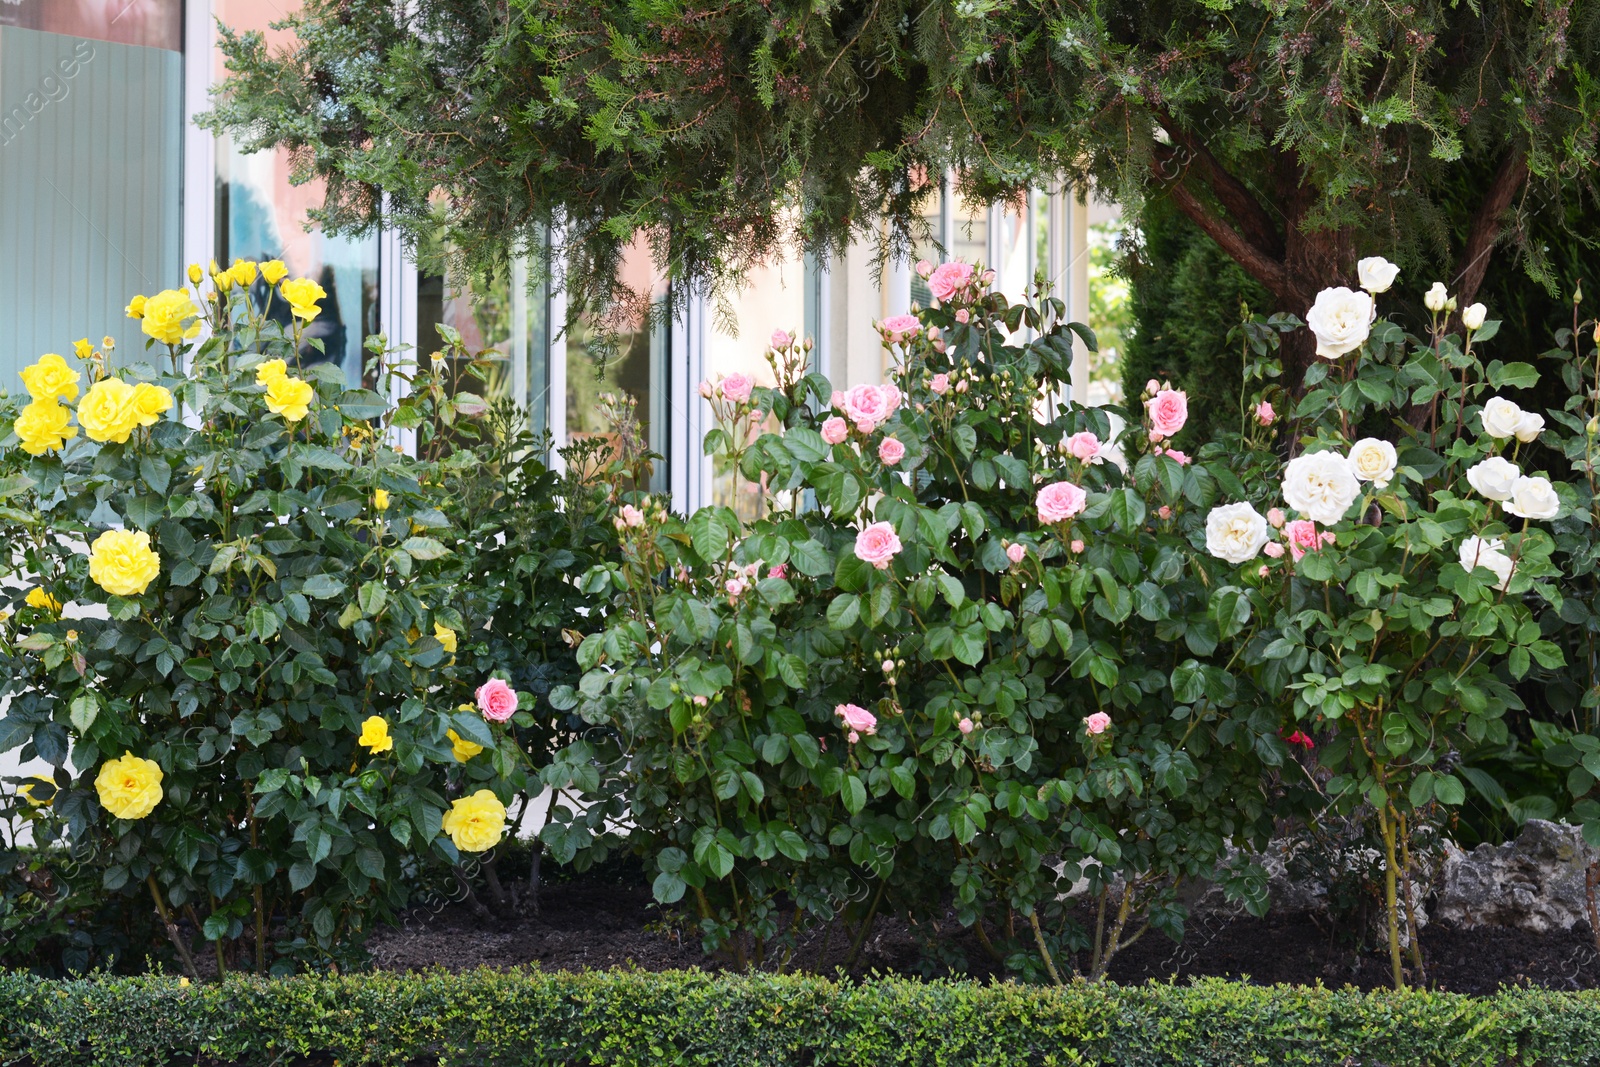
left=1466, top=456, right=1520, bottom=501
left=1459, top=536, right=1514, bottom=591
left=1424, top=283, right=1449, bottom=312
left=1204, top=502, right=1270, bottom=565
left=1347, top=438, right=1397, bottom=489
left=1480, top=396, right=1524, bottom=440
left=1356, top=257, right=1399, bottom=294
left=1282, top=450, right=1361, bottom=525
left=1305, top=286, right=1374, bottom=359
left=1514, top=411, right=1545, bottom=443
left=1504, top=476, right=1560, bottom=520
left=1461, top=303, right=1487, bottom=331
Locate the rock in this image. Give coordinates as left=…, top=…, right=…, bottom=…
left=1434, top=820, right=1600, bottom=933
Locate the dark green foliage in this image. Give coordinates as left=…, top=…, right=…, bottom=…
left=5, top=969, right=1600, bottom=1066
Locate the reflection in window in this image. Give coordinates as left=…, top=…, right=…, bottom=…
left=911, top=182, right=945, bottom=309
left=948, top=192, right=990, bottom=272
left=214, top=1, right=379, bottom=384
left=566, top=238, right=669, bottom=491
left=0, top=0, right=181, bottom=51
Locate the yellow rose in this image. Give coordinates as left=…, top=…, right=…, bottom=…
left=278, top=278, right=328, bottom=321
left=254, top=359, right=288, bottom=387
left=140, top=289, right=202, bottom=347
left=125, top=294, right=147, bottom=319
left=265, top=376, right=314, bottom=422
left=131, top=383, right=173, bottom=428
left=229, top=259, right=258, bottom=287
left=260, top=260, right=289, bottom=285
left=447, top=729, right=484, bottom=763
left=18, top=775, right=54, bottom=807
left=358, top=715, right=393, bottom=753
left=102, top=336, right=115, bottom=350
left=73, top=338, right=94, bottom=360
left=212, top=260, right=233, bottom=293
left=434, top=622, right=457, bottom=654
left=373, top=488, right=390, bottom=512
left=187, top=263, right=203, bottom=285
left=24, top=587, right=62, bottom=614
left=78, top=378, right=142, bottom=444
left=441, top=789, right=506, bottom=852
left=95, top=751, right=164, bottom=820
left=88, top=529, right=161, bottom=597
left=14, top=398, right=77, bottom=455
left=20, top=353, right=81, bottom=402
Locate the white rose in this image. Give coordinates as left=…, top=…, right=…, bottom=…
left=1459, top=536, right=1514, bottom=591
left=1424, top=282, right=1450, bottom=312
left=1480, top=396, right=1524, bottom=440
left=1282, top=450, right=1362, bottom=525
left=1204, top=502, right=1270, bottom=565
left=1356, top=257, right=1400, bottom=294
left=1461, top=303, right=1487, bottom=331
left=1466, top=456, right=1520, bottom=501
left=1347, top=438, right=1398, bottom=488
left=1504, top=475, right=1561, bottom=520
left=1514, top=411, right=1545, bottom=443
left=1305, top=286, right=1374, bottom=359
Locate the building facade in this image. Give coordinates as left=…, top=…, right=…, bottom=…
left=0, top=0, right=1095, bottom=518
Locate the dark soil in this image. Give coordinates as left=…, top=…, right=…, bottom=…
left=368, top=867, right=1600, bottom=994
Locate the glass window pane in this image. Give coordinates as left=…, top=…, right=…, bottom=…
left=214, top=1, right=381, bottom=384
left=993, top=195, right=1032, bottom=306
left=416, top=266, right=514, bottom=402
left=910, top=182, right=944, bottom=309
left=0, top=23, right=181, bottom=378
left=949, top=192, right=990, bottom=270
left=0, top=0, right=181, bottom=51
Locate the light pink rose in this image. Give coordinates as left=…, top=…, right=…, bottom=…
left=1146, top=379, right=1160, bottom=394
left=698, top=380, right=714, bottom=399
left=725, top=577, right=747, bottom=597
left=1157, top=506, right=1172, bottom=520
left=1164, top=449, right=1191, bottom=466
left=1284, top=519, right=1323, bottom=562
left=477, top=678, right=517, bottom=723
left=1083, top=712, right=1111, bottom=736
left=770, top=329, right=792, bottom=350
left=720, top=373, right=754, bottom=403
left=1263, top=542, right=1285, bottom=559
left=1255, top=401, right=1275, bottom=425
left=693, top=695, right=708, bottom=707
left=955, top=380, right=968, bottom=393
left=836, top=703, right=878, bottom=736
left=880, top=383, right=902, bottom=416
left=768, top=563, right=787, bottom=580
left=1321, top=531, right=1336, bottom=546
left=955, top=309, right=970, bottom=324
left=1146, top=388, right=1188, bottom=438
left=1267, top=508, right=1286, bottom=529
left=1036, top=481, right=1087, bottom=524
left=878, top=437, right=906, bottom=466
left=929, top=373, right=950, bottom=395
left=927, top=261, right=975, bottom=303
left=1066, top=431, right=1101, bottom=462
left=957, top=717, right=975, bottom=735
left=916, top=259, right=933, bottom=278
left=1005, top=542, right=1026, bottom=564
left=1258, top=565, right=1270, bottom=578
left=981, top=269, right=996, bottom=285
left=854, top=522, right=903, bottom=569
left=830, top=390, right=846, bottom=410
left=843, top=384, right=894, bottom=430
left=821, top=416, right=849, bottom=444
left=619, top=504, right=645, bottom=528
left=1070, top=539, right=1085, bottom=553
left=881, top=314, right=921, bottom=340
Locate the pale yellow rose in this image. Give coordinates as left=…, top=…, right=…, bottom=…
left=358, top=715, right=393, bottom=753
left=95, top=752, right=163, bottom=820
left=140, top=289, right=201, bottom=347
left=131, top=383, right=174, bottom=428
left=441, top=789, right=506, bottom=852
left=265, top=376, right=314, bottom=422
left=260, top=260, right=289, bottom=285
left=78, top=378, right=142, bottom=444
left=14, top=398, right=77, bottom=455
left=88, top=528, right=161, bottom=597
left=20, top=353, right=81, bottom=402
left=279, top=278, right=327, bottom=321
left=447, top=729, right=484, bottom=763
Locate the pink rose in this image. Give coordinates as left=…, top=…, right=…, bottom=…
left=980, top=269, right=995, bottom=285
left=1036, top=481, right=1087, bottom=524
left=1267, top=508, right=1286, bottom=529
left=927, top=261, right=975, bottom=303
left=476, top=678, right=517, bottom=723
left=1284, top=519, right=1323, bottom=562
left=1066, top=431, right=1101, bottom=463
left=770, top=329, right=792, bottom=350
left=1258, top=565, right=1271, bottom=578
left=725, top=577, right=747, bottom=597
left=1070, top=539, right=1085, bottom=554
left=619, top=504, right=645, bottom=528
left=916, top=259, right=933, bottom=278
left=1157, top=505, right=1172, bottom=520
left=955, top=309, right=970, bottom=324
left=768, top=563, right=787, bottom=579
left=1005, top=542, right=1026, bottom=565
left=1084, top=712, right=1111, bottom=736
left=929, top=373, right=950, bottom=396
left=957, top=717, right=975, bottom=735
left=698, top=380, right=714, bottom=399
left=1255, top=401, right=1275, bottom=425
left=821, top=417, right=848, bottom=445
left=1164, top=449, right=1191, bottom=466
left=1146, top=388, right=1188, bottom=438
left=879, top=383, right=902, bottom=417
left=878, top=436, right=906, bottom=466
left=1146, top=379, right=1160, bottom=394
left=881, top=314, right=921, bottom=340
left=847, top=730, right=860, bottom=743
left=836, top=703, right=878, bottom=736
left=693, top=695, right=708, bottom=707
left=1263, top=542, right=1285, bottom=559
left=843, top=384, right=893, bottom=430
left=720, top=373, right=754, bottom=403
left=830, top=390, right=846, bottom=410
left=854, top=522, right=903, bottom=569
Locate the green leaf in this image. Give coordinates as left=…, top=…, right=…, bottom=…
left=358, top=580, right=388, bottom=617
left=69, top=691, right=100, bottom=734
left=401, top=536, right=448, bottom=560
left=302, top=575, right=345, bottom=599
left=841, top=774, right=867, bottom=814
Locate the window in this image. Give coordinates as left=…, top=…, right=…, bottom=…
left=0, top=0, right=182, bottom=379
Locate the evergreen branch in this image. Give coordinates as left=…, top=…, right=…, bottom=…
left=1155, top=145, right=1293, bottom=303
left=1154, top=111, right=1286, bottom=261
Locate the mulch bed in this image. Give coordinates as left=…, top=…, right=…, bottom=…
left=368, top=867, right=1600, bottom=994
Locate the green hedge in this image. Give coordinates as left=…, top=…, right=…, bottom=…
left=3, top=969, right=1600, bottom=1066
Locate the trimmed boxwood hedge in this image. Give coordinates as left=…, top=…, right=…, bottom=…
left=3, top=968, right=1599, bottom=1066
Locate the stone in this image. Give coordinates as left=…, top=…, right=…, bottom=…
left=1434, top=819, right=1600, bottom=933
